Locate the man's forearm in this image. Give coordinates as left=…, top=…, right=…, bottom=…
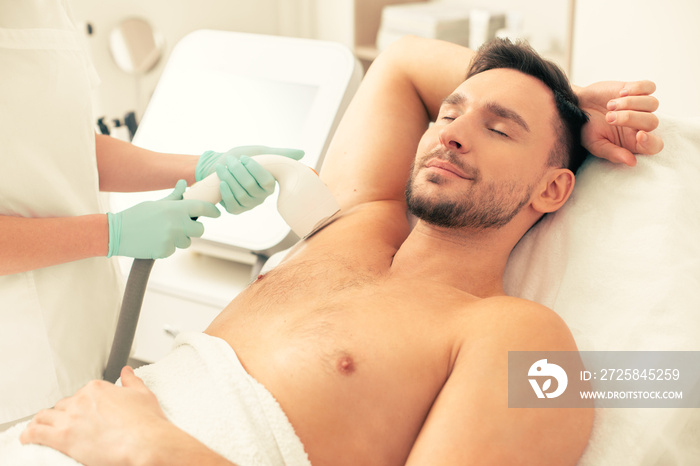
left=383, top=36, right=476, bottom=120
left=95, top=134, right=198, bottom=192
left=320, top=36, right=477, bottom=208
left=21, top=367, right=240, bottom=466
left=137, top=426, right=238, bottom=466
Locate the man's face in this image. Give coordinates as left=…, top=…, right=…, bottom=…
left=406, top=68, right=558, bottom=229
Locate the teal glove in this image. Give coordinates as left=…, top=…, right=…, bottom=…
left=107, top=180, right=221, bottom=259
left=196, top=145, right=304, bottom=215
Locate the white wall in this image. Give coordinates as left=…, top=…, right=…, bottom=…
left=313, top=0, right=355, bottom=47
left=572, top=0, right=700, bottom=118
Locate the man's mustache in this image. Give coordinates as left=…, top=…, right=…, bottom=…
left=419, top=148, right=480, bottom=181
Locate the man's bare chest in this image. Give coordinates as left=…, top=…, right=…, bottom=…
left=203, top=251, right=485, bottom=463
left=208, top=251, right=478, bottom=380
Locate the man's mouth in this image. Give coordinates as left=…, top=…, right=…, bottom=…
left=424, top=158, right=472, bottom=179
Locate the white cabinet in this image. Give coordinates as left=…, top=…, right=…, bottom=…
left=119, top=252, right=254, bottom=364
left=305, top=0, right=427, bottom=70
left=130, top=288, right=222, bottom=363
left=310, top=0, right=571, bottom=72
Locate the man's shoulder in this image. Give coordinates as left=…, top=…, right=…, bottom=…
left=460, top=295, right=577, bottom=352
left=409, top=295, right=592, bottom=466
left=471, top=294, right=559, bottom=317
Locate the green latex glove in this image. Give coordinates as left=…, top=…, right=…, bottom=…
left=196, top=145, right=305, bottom=215
left=107, top=180, right=221, bottom=259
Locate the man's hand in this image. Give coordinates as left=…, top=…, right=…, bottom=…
left=19, top=367, right=229, bottom=466
left=576, top=80, right=663, bottom=166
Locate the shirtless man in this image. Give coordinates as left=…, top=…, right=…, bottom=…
left=20, top=37, right=662, bottom=465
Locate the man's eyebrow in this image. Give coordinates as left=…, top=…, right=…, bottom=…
left=485, top=101, right=530, bottom=133
left=441, top=93, right=465, bottom=107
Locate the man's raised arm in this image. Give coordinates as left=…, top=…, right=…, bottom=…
left=321, top=36, right=663, bottom=212
left=320, top=36, right=475, bottom=210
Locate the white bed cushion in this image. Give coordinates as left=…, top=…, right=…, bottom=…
left=504, top=115, right=700, bottom=465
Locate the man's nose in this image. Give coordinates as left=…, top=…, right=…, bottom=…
left=438, top=117, right=471, bottom=152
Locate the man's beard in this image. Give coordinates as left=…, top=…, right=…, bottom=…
left=405, top=152, right=535, bottom=230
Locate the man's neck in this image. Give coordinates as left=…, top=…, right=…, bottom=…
left=389, top=220, right=516, bottom=298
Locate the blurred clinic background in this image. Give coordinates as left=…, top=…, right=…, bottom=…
left=68, top=0, right=699, bottom=141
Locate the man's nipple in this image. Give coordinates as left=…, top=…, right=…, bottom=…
left=336, top=354, right=356, bottom=375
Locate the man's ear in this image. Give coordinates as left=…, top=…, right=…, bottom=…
left=531, top=168, right=575, bottom=214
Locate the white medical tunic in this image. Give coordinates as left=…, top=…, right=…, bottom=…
left=0, top=0, right=122, bottom=424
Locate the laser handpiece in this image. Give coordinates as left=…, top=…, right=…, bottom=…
left=184, top=154, right=340, bottom=238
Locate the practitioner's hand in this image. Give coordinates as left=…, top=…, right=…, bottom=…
left=196, top=145, right=305, bottom=214
left=576, top=80, right=663, bottom=166
left=108, top=180, right=221, bottom=259
left=21, top=367, right=168, bottom=466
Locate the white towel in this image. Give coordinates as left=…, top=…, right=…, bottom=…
left=0, top=332, right=311, bottom=466
left=504, top=114, right=700, bottom=465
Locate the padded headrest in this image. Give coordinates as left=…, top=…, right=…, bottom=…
left=504, top=115, right=700, bottom=465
